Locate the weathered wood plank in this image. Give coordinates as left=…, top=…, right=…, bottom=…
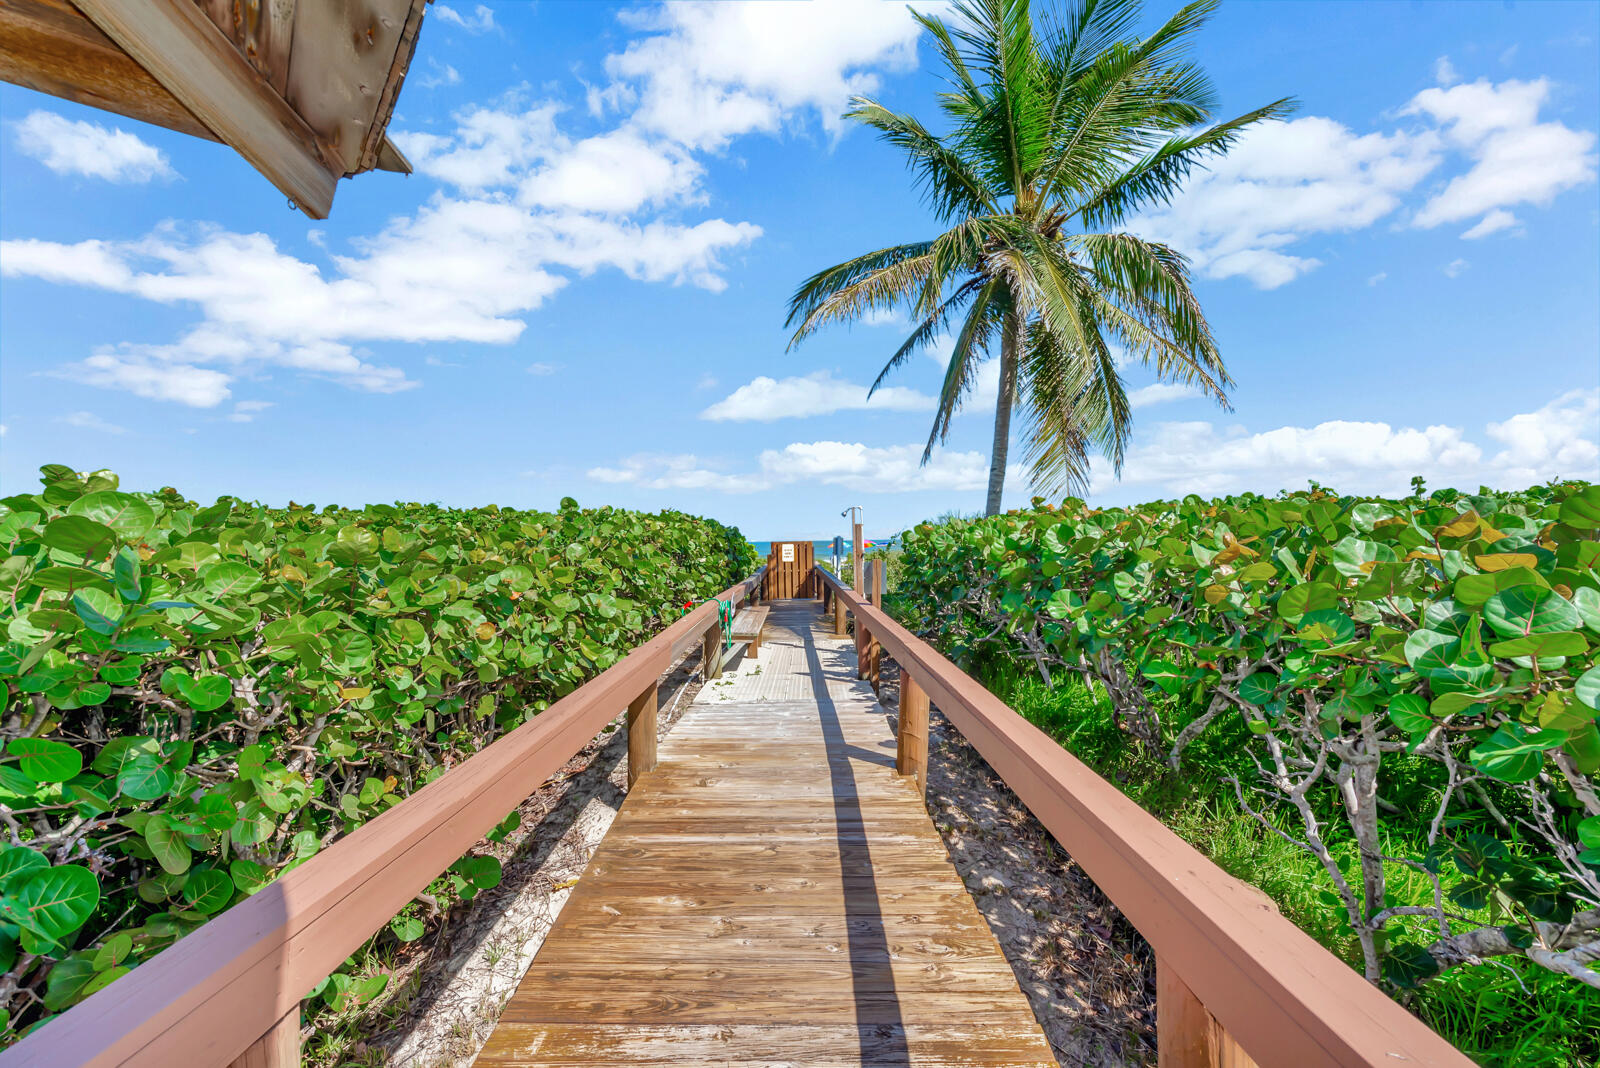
left=477, top=1024, right=1057, bottom=1067
left=479, top=599, right=1052, bottom=1066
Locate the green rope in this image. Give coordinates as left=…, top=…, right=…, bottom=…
left=715, top=597, right=736, bottom=649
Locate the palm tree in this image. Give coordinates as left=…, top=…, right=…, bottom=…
left=786, top=0, right=1292, bottom=515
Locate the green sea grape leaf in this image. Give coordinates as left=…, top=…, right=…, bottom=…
left=1470, top=724, right=1567, bottom=783
left=7, top=738, right=83, bottom=783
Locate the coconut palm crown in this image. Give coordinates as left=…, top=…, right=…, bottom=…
left=785, top=0, right=1293, bottom=514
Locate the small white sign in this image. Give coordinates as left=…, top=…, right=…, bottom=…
left=781, top=543, right=795, bottom=562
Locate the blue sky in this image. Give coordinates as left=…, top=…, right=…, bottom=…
left=1, top=0, right=1597, bottom=542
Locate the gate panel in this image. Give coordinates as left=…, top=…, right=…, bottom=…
left=763, top=541, right=815, bottom=599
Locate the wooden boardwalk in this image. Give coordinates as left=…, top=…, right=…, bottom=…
left=476, top=599, right=1055, bottom=1067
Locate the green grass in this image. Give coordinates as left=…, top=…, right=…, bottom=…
left=991, top=671, right=1600, bottom=1068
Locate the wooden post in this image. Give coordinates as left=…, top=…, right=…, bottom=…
left=834, top=589, right=847, bottom=636
left=702, top=623, right=721, bottom=682
left=896, top=672, right=929, bottom=795
left=869, top=558, right=883, bottom=607
left=626, top=681, right=658, bottom=788
left=852, top=521, right=863, bottom=593
left=856, top=624, right=869, bottom=680
left=869, top=632, right=881, bottom=694
left=228, top=1007, right=299, bottom=1068
left=1157, top=955, right=1257, bottom=1068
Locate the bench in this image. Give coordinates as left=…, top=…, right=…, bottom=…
left=729, top=605, right=770, bottom=659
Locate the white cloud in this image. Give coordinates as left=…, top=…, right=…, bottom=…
left=1405, top=78, right=1598, bottom=231
left=1433, top=56, right=1460, bottom=87
left=57, top=354, right=232, bottom=408
left=1089, top=389, right=1598, bottom=499
left=599, top=0, right=931, bottom=149
left=588, top=439, right=999, bottom=495
left=1485, top=388, right=1600, bottom=482
left=700, top=371, right=932, bottom=421
left=1444, top=257, right=1470, bottom=277
left=227, top=400, right=274, bottom=423
left=1460, top=208, right=1520, bottom=239
left=12, top=111, right=174, bottom=183
left=527, top=362, right=559, bottom=376
left=432, top=3, right=494, bottom=33
left=1367, top=271, right=1388, bottom=285
left=59, top=411, right=125, bottom=434
left=418, top=57, right=462, bottom=90
left=1135, top=116, right=1442, bottom=288
left=1128, top=382, right=1201, bottom=409
left=519, top=129, right=703, bottom=214
left=860, top=307, right=906, bottom=327
left=1136, top=72, right=1596, bottom=285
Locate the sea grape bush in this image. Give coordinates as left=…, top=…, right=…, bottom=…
left=895, top=481, right=1600, bottom=991
left=0, top=464, right=757, bottom=1040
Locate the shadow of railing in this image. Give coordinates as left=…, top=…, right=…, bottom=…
left=801, top=607, right=911, bottom=1066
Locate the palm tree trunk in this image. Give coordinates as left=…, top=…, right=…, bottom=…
left=984, top=314, right=1019, bottom=516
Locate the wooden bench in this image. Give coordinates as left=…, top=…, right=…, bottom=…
left=729, top=605, right=770, bottom=659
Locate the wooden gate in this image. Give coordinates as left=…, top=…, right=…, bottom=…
left=763, top=540, right=815, bottom=599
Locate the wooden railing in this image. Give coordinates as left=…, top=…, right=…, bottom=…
left=1, top=568, right=766, bottom=1068
left=815, top=566, right=1472, bottom=1068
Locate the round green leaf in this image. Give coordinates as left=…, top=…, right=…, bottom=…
left=1557, top=484, right=1600, bottom=528
left=198, top=561, right=262, bottom=599
left=1469, top=724, right=1567, bottom=783
left=1484, top=586, right=1582, bottom=639
left=118, top=754, right=174, bottom=801
left=1575, top=665, right=1600, bottom=711
left=1238, top=672, right=1279, bottom=706
left=67, top=492, right=155, bottom=541
left=7, top=738, right=83, bottom=783
left=1387, top=694, right=1432, bottom=733
left=177, top=674, right=233, bottom=713
left=390, top=916, right=425, bottom=942
left=1276, top=581, right=1337, bottom=622
left=4, top=864, right=100, bottom=941
left=181, top=868, right=234, bottom=914
left=41, top=515, right=117, bottom=558
left=145, top=815, right=192, bottom=875
left=0, top=845, right=49, bottom=891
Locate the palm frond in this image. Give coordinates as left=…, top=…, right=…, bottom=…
left=1075, top=97, right=1296, bottom=227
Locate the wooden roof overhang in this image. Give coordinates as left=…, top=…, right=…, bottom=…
left=0, top=0, right=428, bottom=218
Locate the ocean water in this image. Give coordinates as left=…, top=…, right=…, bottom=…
left=750, top=539, right=894, bottom=561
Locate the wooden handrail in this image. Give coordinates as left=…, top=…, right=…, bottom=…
left=813, top=566, right=1470, bottom=1068
left=2, top=567, right=766, bottom=1068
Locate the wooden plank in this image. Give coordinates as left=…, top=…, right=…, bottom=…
left=0, top=0, right=216, bottom=140
left=195, top=0, right=295, bottom=94
left=73, top=0, right=341, bottom=217
left=477, top=1024, right=1057, bottom=1067
left=481, top=600, right=1053, bottom=1066
left=281, top=0, right=412, bottom=175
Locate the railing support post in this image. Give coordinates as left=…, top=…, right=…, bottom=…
left=229, top=1006, right=299, bottom=1068
left=702, top=623, right=722, bottom=682
left=626, top=681, right=658, bottom=788
left=896, top=672, right=929, bottom=795
left=856, top=624, right=868, bottom=679
left=834, top=591, right=847, bottom=636
left=1157, top=955, right=1256, bottom=1068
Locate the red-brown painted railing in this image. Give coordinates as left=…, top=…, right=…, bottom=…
left=815, top=565, right=1471, bottom=1068
left=0, top=568, right=765, bottom=1068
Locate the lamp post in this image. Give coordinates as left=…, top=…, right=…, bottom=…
left=840, top=505, right=863, bottom=593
